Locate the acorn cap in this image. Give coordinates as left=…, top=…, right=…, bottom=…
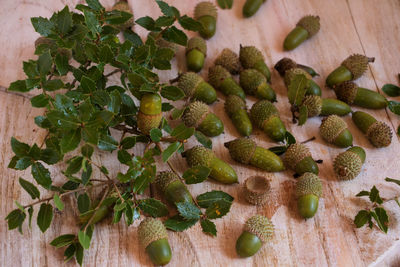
left=320, top=115, right=347, bottom=143
left=243, top=176, right=271, bottom=206
left=224, top=138, right=257, bottom=164
left=250, top=100, right=279, bottom=129
left=366, top=121, right=392, bottom=147
left=137, top=112, right=162, bottom=135
left=178, top=72, right=204, bottom=98
left=239, top=69, right=267, bottom=95
left=274, top=57, right=297, bottom=77
left=138, top=218, right=168, bottom=248
left=186, top=37, right=207, bottom=56
left=155, top=171, right=180, bottom=192
left=284, top=68, right=312, bottom=86
left=194, top=1, right=217, bottom=19
left=225, top=94, right=246, bottom=117
left=244, top=215, right=274, bottom=243
left=214, top=48, right=240, bottom=74
left=341, top=54, right=373, bottom=80
left=333, top=150, right=363, bottom=180
left=182, top=101, right=209, bottom=128
left=297, top=15, right=320, bottom=37
left=182, top=145, right=214, bottom=167
left=283, top=143, right=312, bottom=171
left=333, top=81, right=358, bottom=104
left=239, top=46, right=264, bottom=69
left=295, top=173, right=322, bottom=198
left=301, top=95, right=322, bottom=117
left=208, top=65, right=231, bottom=88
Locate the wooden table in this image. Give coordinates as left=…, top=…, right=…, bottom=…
left=1, top=0, right=400, bottom=266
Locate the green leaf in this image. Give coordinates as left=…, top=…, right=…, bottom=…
left=176, top=201, right=201, bottom=220
left=162, top=26, right=187, bottom=46
left=388, top=101, right=400, bottom=115
left=182, top=166, right=210, bottom=184
left=121, top=136, right=138, bottom=149
left=40, top=148, right=60, bottom=165
left=78, top=230, right=91, bottom=249
left=31, top=94, right=49, bottom=107
left=9, top=80, right=29, bottom=92
left=196, top=190, right=234, bottom=208
left=164, top=215, right=198, bottom=232
left=57, top=6, right=72, bottom=34
left=98, top=134, right=118, bottom=151
left=43, top=79, right=64, bottom=91
left=80, top=75, right=96, bottom=93
left=47, top=110, right=80, bottom=129
left=268, top=145, right=287, bottom=156
left=11, top=137, right=30, bottom=157
left=37, top=203, right=53, bottom=233
left=178, top=15, right=202, bottom=31
left=100, top=45, right=113, bottom=63
left=53, top=193, right=65, bottom=211
left=298, top=105, right=308, bottom=126
left=162, top=102, right=174, bottom=112
left=371, top=207, right=389, bottom=233
left=107, top=90, right=121, bottom=114
left=55, top=53, right=69, bottom=76
left=15, top=157, right=32, bottom=170
left=160, top=85, right=185, bottom=100
left=138, top=198, right=169, bottom=217
left=385, top=177, right=400, bottom=187
left=86, top=0, right=104, bottom=11
left=31, top=162, right=52, bottom=189
left=27, top=206, right=33, bottom=228
left=194, top=131, right=212, bottom=149
left=117, top=149, right=132, bottom=165
left=5, top=209, right=26, bottom=233
left=155, top=16, right=175, bottom=27
left=123, top=29, right=143, bottom=47
left=75, top=242, right=84, bottom=266
left=23, top=60, right=38, bottom=78
left=285, top=131, right=296, bottom=145
left=369, top=186, right=383, bottom=204
left=64, top=244, right=76, bottom=262
left=31, top=17, right=54, bottom=37
left=61, top=128, right=81, bottom=153
left=81, top=144, right=94, bottom=158
left=171, top=108, right=184, bottom=120
left=135, top=16, right=156, bottom=31
left=150, top=128, right=162, bottom=142
left=37, top=50, right=52, bottom=75
left=156, top=0, right=175, bottom=17
left=398, top=125, right=400, bottom=137
left=171, top=123, right=195, bottom=141
left=200, top=219, right=217, bottom=236
left=77, top=193, right=91, bottom=214
left=84, top=10, right=101, bottom=35
left=19, top=178, right=40, bottom=199
left=50, top=234, right=76, bottom=248
left=217, top=0, right=233, bottom=9
left=354, top=210, right=371, bottom=228
left=287, top=74, right=310, bottom=106
left=28, top=144, right=41, bottom=160
left=382, top=84, right=400, bottom=97
left=205, top=200, right=232, bottom=219
left=162, top=141, right=181, bottom=162
left=356, top=190, right=370, bottom=197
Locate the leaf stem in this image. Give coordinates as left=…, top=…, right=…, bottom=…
left=105, top=69, right=121, bottom=77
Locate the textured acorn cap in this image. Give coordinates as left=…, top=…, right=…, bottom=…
left=225, top=94, right=246, bottom=117
left=341, top=54, right=373, bottom=80
left=320, top=115, right=347, bottom=143
left=214, top=48, right=240, bottom=74
left=208, top=65, right=231, bottom=88
left=187, top=37, right=207, bottom=56
left=284, top=68, right=312, bottom=86
left=250, top=100, right=279, bottom=129
left=239, top=46, right=264, bottom=69
left=137, top=112, right=162, bottom=135
left=182, top=101, right=209, bottom=128
left=194, top=1, right=217, bottom=19
left=240, top=69, right=266, bottom=95
left=301, top=95, right=322, bottom=117
left=112, top=1, right=134, bottom=29
left=138, top=218, right=168, bottom=248
left=333, top=81, right=358, bottom=104
left=178, top=72, right=204, bottom=97
left=155, top=171, right=180, bottom=192
left=274, top=57, right=297, bottom=77
left=244, top=215, right=274, bottom=243
left=243, top=176, right=271, bottom=206
left=149, top=32, right=179, bottom=54
left=295, top=173, right=322, bottom=198
left=297, top=15, right=320, bottom=37
left=283, top=143, right=312, bottom=171
left=366, top=121, right=392, bottom=147
left=224, top=138, right=257, bottom=164
left=183, top=145, right=214, bottom=167
left=334, top=151, right=363, bottom=180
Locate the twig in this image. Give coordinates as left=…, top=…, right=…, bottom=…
left=301, top=136, right=316, bottom=144
left=113, top=124, right=143, bottom=135
left=105, top=69, right=121, bottom=78
left=160, top=137, right=177, bottom=143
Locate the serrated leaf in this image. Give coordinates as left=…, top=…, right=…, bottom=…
left=164, top=215, right=198, bottom=232
left=382, top=84, right=400, bottom=97
left=171, top=108, right=184, bottom=120
left=43, top=79, right=64, bottom=91
left=78, top=230, right=91, bottom=249
left=135, top=16, right=155, bottom=31
left=54, top=193, right=64, bottom=211
left=19, top=177, right=40, bottom=199
left=201, top=219, right=217, bottom=236
left=81, top=144, right=94, bottom=158
left=8, top=80, right=29, bottom=92
left=155, top=16, right=175, bottom=27
left=182, top=166, right=210, bottom=184
left=217, top=0, right=233, bottom=9
left=15, top=157, right=32, bottom=170
left=117, top=149, right=132, bottom=165
left=385, top=177, right=400, bottom=187
left=205, top=200, right=232, bottom=219
left=98, top=134, right=118, bottom=151
left=40, top=148, right=60, bottom=165
left=55, top=53, right=69, bottom=76
left=11, top=137, right=30, bottom=157
left=60, top=128, right=81, bottom=154
left=369, top=186, right=383, bottom=204
left=139, top=198, right=168, bottom=217
left=178, top=15, right=202, bottom=31
left=57, top=6, right=72, bottom=34
left=356, top=190, right=370, bottom=197
left=107, top=90, right=121, bottom=114
left=162, top=141, right=181, bottom=162
left=123, top=29, right=143, bottom=47
left=162, top=26, right=187, bottom=46
left=31, top=94, right=49, bottom=107
left=84, top=9, right=101, bottom=35
left=171, top=123, right=195, bottom=141
left=288, top=74, right=310, bottom=106
left=65, top=156, right=83, bottom=175
left=197, top=190, right=234, bottom=208
left=5, top=209, right=26, bottom=233
left=47, top=110, right=80, bottom=129
left=31, top=162, right=52, bottom=189
left=50, top=234, right=76, bottom=248
left=86, top=0, right=104, bottom=11
left=156, top=1, right=175, bottom=17
left=31, top=17, right=54, bottom=37
left=176, top=201, right=201, bottom=220
left=388, top=100, right=400, bottom=115
left=194, top=131, right=212, bottom=149
left=37, top=50, right=52, bottom=75
left=80, top=75, right=96, bottom=93
left=298, top=105, right=308, bottom=126
left=150, top=128, right=162, bottom=142
left=78, top=193, right=91, bottom=214
left=37, top=203, right=53, bottom=233
left=354, top=210, right=371, bottom=228
left=161, top=85, right=185, bottom=101
left=371, top=207, right=389, bottom=233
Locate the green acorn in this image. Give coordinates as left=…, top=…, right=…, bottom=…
left=333, top=81, right=388, bottom=109
left=333, top=146, right=366, bottom=180
left=225, top=95, right=253, bottom=136
left=283, top=143, right=318, bottom=176
left=239, top=45, right=271, bottom=82
left=182, top=146, right=238, bottom=184
left=249, top=100, right=286, bottom=141
left=296, top=173, right=322, bottom=218
left=320, top=115, right=353, bottom=148
left=236, top=215, right=274, bottom=257
left=242, top=0, right=267, bottom=18
left=300, top=95, right=351, bottom=117
left=224, top=138, right=285, bottom=172
left=194, top=2, right=218, bottom=39
left=208, top=65, right=246, bottom=99
left=352, top=111, right=392, bottom=147
left=239, top=69, right=276, bottom=101
left=182, top=101, right=224, bottom=137
left=155, top=172, right=193, bottom=205
left=138, top=218, right=172, bottom=266
left=112, top=1, right=134, bottom=30
left=149, top=32, right=179, bottom=55
left=79, top=198, right=113, bottom=225
left=243, top=176, right=271, bottom=206
left=283, top=68, right=321, bottom=96
left=177, top=72, right=217, bottom=104
left=326, top=54, right=375, bottom=88
left=137, top=93, right=162, bottom=135
left=186, top=37, right=207, bottom=72
left=214, top=48, right=240, bottom=74
left=283, top=15, right=320, bottom=51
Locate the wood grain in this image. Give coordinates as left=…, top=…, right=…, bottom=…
left=1, top=0, right=400, bottom=266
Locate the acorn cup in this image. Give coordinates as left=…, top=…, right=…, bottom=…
left=284, top=68, right=321, bottom=96
left=283, top=15, right=320, bottom=51
left=249, top=100, right=286, bottom=142
left=177, top=72, right=217, bottom=104
left=194, top=2, right=218, bottom=39
left=182, top=101, right=224, bottom=137
left=242, top=0, right=267, bottom=18
left=295, top=173, right=322, bottom=219
left=236, top=215, right=274, bottom=258
left=224, top=95, right=253, bottom=137
left=137, top=93, right=162, bottom=135
left=138, top=218, right=172, bottom=266
left=243, top=176, right=271, bottom=206
left=186, top=37, right=207, bottom=73
left=239, top=45, right=271, bottom=82
left=224, top=138, right=285, bottom=172
left=334, top=146, right=366, bottom=180
left=208, top=65, right=246, bottom=99
left=112, top=1, right=134, bottom=30
left=239, top=69, right=277, bottom=101
left=333, top=81, right=388, bottom=109
left=214, top=48, right=240, bottom=74
left=320, top=115, right=353, bottom=148
left=283, top=143, right=319, bottom=176
left=155, top=172, right=193, bottom=205
left=326, top=54, right=375, bottom=88
left=182, top=146, right=238, bottom=184
left=352, top=111, right=392, bottom=148
left=300, top=95, right=351, bottom=118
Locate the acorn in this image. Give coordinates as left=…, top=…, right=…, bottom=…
left=149, top=32, right=179, bottom=55
left=283, top=143, right=319, bottom=176
left=284, top=68, right=321, bottom=96
left=326, top=54, right=375, bottom=88
left=320, top=115, right=353, bottom=147
left=249, top=100, right=286, bottom=141
left=224, top=138, right=285, bottom=172
left=333, top=81, right=388, bottom=109
left=333, top=146, right=366, bottom=180
left=283, top=15, right=320, bottom=51
left=138, top=218, right=172, bottom=266
left=182, top=146, right=238, bottom=184
left=137, top=93, right=162, bottom=135
left=239, top=69, right=276, bottom=101
left=155, top=172, right=193, bottom=205
left=112, top=1, right=134, bottom=30
left=186, top=37, right=207, bottom=72
left=236, top=215, right=274, bottom=257
left=194, top=1, right=218, bottom=39
left=352, top=111, right=392, bottom=147
left=242, top=0, right=267, bottom=18
left=300, top=95, right=351, bottom=117
left=177, top=72, right=217, bottom=104
left=208, top=65, right=246, bottom=99
left=296, top=173, right=322, bottom=218
left=224, top=95, right=253, bottom=136
left=214, top=48, right=240, bottom=74
left=239, top=45, right=271, bottom=82
left=243, top=176, right=271, bottom=206
left=79, top=200, right=112, bottom=225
